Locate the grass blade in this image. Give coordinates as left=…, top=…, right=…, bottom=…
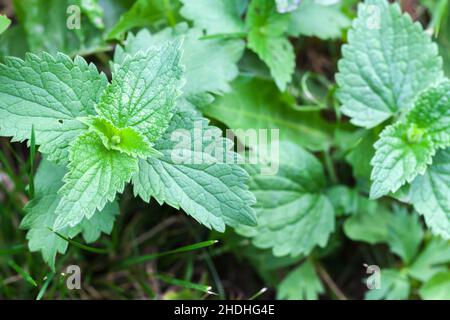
left=249, top=287, right=268, bottom=300
left=50, top=229, right=109, bottom=254
left=200, top=32, right=247, bottom=40
left=117, top=240, right=218, bottom=269
left=156, top=273, right=216, bottom=295
left=36, top=273, right=54, bottom=300
left=0, top=244, right=26, bottom=256
left=7, top=260, right=37, bottom=287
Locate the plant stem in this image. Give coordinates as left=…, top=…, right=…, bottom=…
left=315, top=262, right=348, bottom=300
left=323, top=149, right=338, bottom=184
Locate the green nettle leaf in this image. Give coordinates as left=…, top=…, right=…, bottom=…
left=114, top=24, right=245, bottom=97
left=0, top=36, right=187, bottom=235
left=370, top=122, right=435, bottom=199
left=365, top=269, right=410, bottom=300
left=133, top=110, right=256, bottom=232
left=246, top=0, right=295, bottom=91
left=20, top=160, right=119, bottom=270
left=96, top=40, right=184, bottom=144
left=419, top=272, right=450, bottom=300
left=53, top=133, right=137, bottom=230
left=336, top=0, right=443, bottom=128
left=180, top=0, right=247, bottom=35
left=0, top=52, right=108, bottom=164
left=405, top=80, right=450, bottom=149
left=4, top=0, right=450, bottom=300
left=370, top=80, right=450, bottom=200
left=237, top=142, right=335, bottom=257
left=411, top=149, right=450, bottom=239
left=86, top=117, right=161, bottom=158
left=75, top=204, right=118, bottom=243
left=0, top=15, right=11, bottom=35
left=277, top=260, right=324, bottom=300
left=287, top=0, right=351, bottom=40
left=204, top=76, right=333, bottom=152
left=0, top=12, right=257, bottom=256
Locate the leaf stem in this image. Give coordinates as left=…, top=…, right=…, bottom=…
left=115, top=240, right=218, bottom=269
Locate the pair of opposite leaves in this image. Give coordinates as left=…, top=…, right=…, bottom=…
left=0, top=39, right=257, bottom=235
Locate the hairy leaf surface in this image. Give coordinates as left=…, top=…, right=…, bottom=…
left=97, top=40, right=184, bottom=144
left=336, top=0, right=443, bottom=128
left=405, top=80, right=450, bottom=148
left=133, top=110, right=256, bottom=232
left=87, top=117, right=160, bottom=158
left=411, top=149, right=450, bottom=239
left=0, top=53, right=107, bottom=163
left=114, top=25, right=244, bottom=97
left=21, top=159, right=119, bottom=270
left=54, top=133, right=137, bottom=230
left=370, top=123, right=435, bottom=199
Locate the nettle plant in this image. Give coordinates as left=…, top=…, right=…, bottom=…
left=337, top=0, right=450, bottom=239
left=226, top=1, right=450, bottom=300
left=222, top=0, right=450, bottom=265
left=0, top=0, right=449, bottom=288
left=0, top=39, right=256, bottom=269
